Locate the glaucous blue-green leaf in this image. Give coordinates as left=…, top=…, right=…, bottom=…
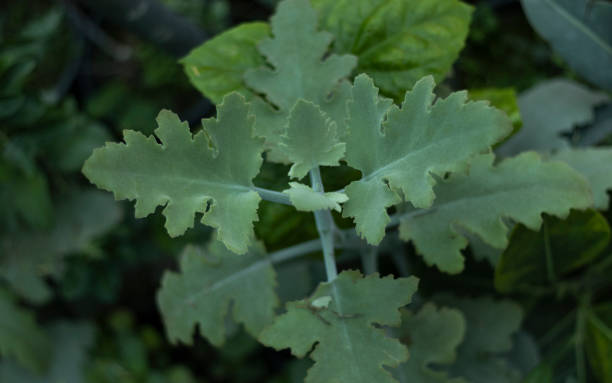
left=398, top=152, right=592, bottom=273
left=585, top=303, right=612, bottom=383
left=436, top=297, right=524, bottom=383
left=181, top=22, right=270, bottom=104
left=158, top=239, right=278, bottom=347
left=521, top=0, right=612, bottom=92
left=244, top=0, right=357, bottom=160
left=0, top=190, right=121, bottom=303
left=283, top=182, right=347, bottom=212
left=280, top=100, right=345, bottom=179
left=392, top=304, right=466, bottom=383
left=0, top=289, right=50, bottom=373
left=312, top=0, right=473, bottom=100
left=259, top=270, right=418, bottom=383
left=495, top=210, right=610, bottom=293
left=497, top=79, right=609, bottom=156
left=551, top=148, right=612, bottom=210
left=0, top=321, right=94, bottom=383
left=343, top=74, right=512, bottom=246
left=469, top=88, right=522, bottom=136
left=83, top=93, right=263, bottom=254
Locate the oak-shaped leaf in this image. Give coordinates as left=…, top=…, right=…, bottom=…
left=244, top=0, right=356, bottom=160
left=343, top=74, right=512, bottom=245
left=157, top=240, right=278, bottom=347
left=399, top=152, right=593, bottom=273
left=280, top=100, right=345, bottom=179
left=283, top=182, right=347, bottom=212
left=83, top=93, right=263, bottom=254
left=312, top=0, right=473, bottom=100
left=259, top=270, right=418, bottom=383
left=551, top=147, right=612, bottom=210
left=392, top=304, right=466, bottom=383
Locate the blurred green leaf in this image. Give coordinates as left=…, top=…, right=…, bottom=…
left=585, top=303, right=612, bottom=383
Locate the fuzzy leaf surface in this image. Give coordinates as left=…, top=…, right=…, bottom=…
left=343, top=74, right=511, bottom=245
left=83, top=94, right=263, bottom=254
left=551, top=147, right=612, bottom=210
left=244, top=0, right=356, bottom=159
left=260, top=270, right=418, bottom=383
left=392, top=304, right=466, bottom=383
left=280, top=100, right=345, bottom=179
left=158, top=240, right=278, bottom=346
left=398, top=153, right=592, bottom=273
left=312, top=0, right=472, bottom=100
left=283, top=182, right=347, bottom=212
left=436, top=297, right=524, bottom=383
left=0, top=289, right=50, bottom=373
left=181, top=22, right=270, bottom=104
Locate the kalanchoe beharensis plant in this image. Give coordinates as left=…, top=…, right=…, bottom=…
left=83, top=0, right=597, bottom=381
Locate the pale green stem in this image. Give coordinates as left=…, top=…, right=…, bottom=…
left=253, top=186, right=292, bottom=205
left=361, top=245, right=378, bottom=275
left=310, top=167, right=338, bottom=281
left=575, top=296, right=590, bottom=383
left=269, top=238, right=322, bottom=264
left=543, top=221, right=557, bottom=284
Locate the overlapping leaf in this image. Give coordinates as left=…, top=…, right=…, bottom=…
left=244, top=0, right=356, bottom=160
left=398, top=152, right=592, bottom=273
left=259, top=270, right=418, bottom=383
left=283, top=182, right=347, bottom=212
left=83, top=93, right=263, bottom=254
left=392, top=304, right=466, bottom=383
left=157, top=240, right=278, bottom=346
left=280, top=100, right=345, bottom=179
left=551, top=148, right=612, bottom=210
left=312, top=0, right=473, bottom=99
left=586, top=304, right=612, bottom=383
left=0, top=289, right=50, bottom=373
left=343, top=74, right=512, bottom=245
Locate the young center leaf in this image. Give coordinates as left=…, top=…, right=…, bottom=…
left=83, top=93, right=264, bottom=254
left=244, top=0, right=357, bottom=159
left=283, top=182, right=348, bottom=212
left=392, top=304, right=466, bottom=383
left=280, top=100, right=345, bottom=180
left=157, top=240, right=278, bottom=347
left=259, top=270, right=418, bottom=383
left=343, top=74, right=512, bottom=245
left=398, top=152, right=593, bottom=273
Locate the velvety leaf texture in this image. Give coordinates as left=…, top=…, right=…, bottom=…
left=551, top=147, right=612, bottom=210
left=157, top=240, right=278, bottom=346
left=283, top=182, right=348, bottom=212
left=312, top=0, right=473, bottom=100
left=393, top=304, right=466, bottom=383
left=343, top=74, right=512, bottom=245
left=280, top=100, right=345, bottom=179
left=0, top=289, right=50, bottom=373
left=399, top=152, right=593, bottom=273
left=259, top=270, right=418, bottom=383
left=244, top=0, right=356, bottom=160
left=83, top=93, right=263, bottom=254
left=181, top=22, right=270, bottom=104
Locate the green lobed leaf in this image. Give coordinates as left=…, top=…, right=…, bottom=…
left=312, top=0, right=473, bottom=100
left=0, top=190, right=121, bottom=303
left=392, top=304, right=466, bottom=383
left=259, top=270, right=418, bottom=383
left=551, top=147, right=612, bottom=210
left=0, top=289, right=50, bottom=373
left=244, top=0, right=357, bottom=160
left=283, top=182, right=348, bottom=212
left=181, top=22, right=270, bottom=104
left=0, top=321, right=95, bottom=383
left=343, top=74, right=512, bottom=246
left=280, top=100, right=345, bottom=179
left=469, top=88, right=522, bottom=136
left=585, top=303, right=612, bottom=383
left=398, top=152, right=593, bottom=273
left=157, top=239, right=278, bottom=346
left=83, top=93, right=263, bottom=254
left=521, top=0, right=612, bottom=92
left=436, top=296, right=525, bottom=383
left=495, top=209, right=610, bottom=293
left=497, top=79, right=609, bottom=156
